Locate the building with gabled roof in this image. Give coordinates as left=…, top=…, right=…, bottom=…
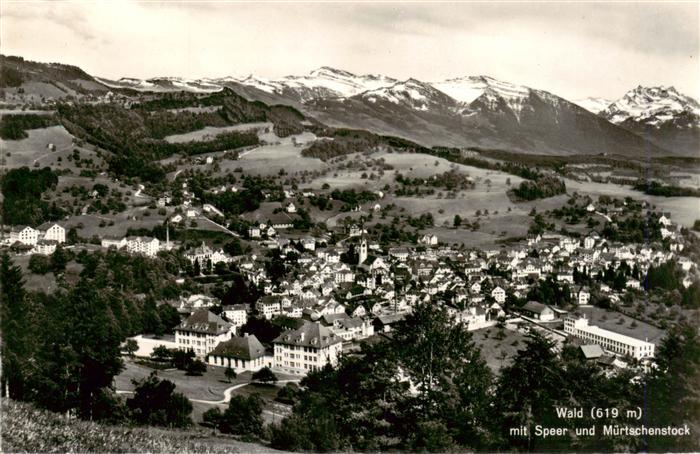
left=207, top=334, right=269, bottom=372
left=174, top=309, right=233, bottom=357
left=273, top=322, right=343, bottom=375
left=520, top=301, right=555, bottom=321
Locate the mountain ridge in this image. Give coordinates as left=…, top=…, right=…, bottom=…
left=2, top=55, right=695, bottom=157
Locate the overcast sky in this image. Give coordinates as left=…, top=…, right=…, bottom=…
left=1, top=1, right=698, bottom=100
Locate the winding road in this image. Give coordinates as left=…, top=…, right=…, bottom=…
left=116, top=379, right=301, bottom=405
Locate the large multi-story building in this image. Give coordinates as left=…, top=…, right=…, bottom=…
left=126, top=236, right=160, bottom=257
left=10, top=226, right=39, bottom=246
left=40, top=223, right=66, bottom=243
left=222, top=304, right=248, bottom=330
left=174, top=309, right=233, bottom=357
left=564, top=316, right=655, bottom=360
left=273, top=322, right=343, bottom=375
left=9, top=223, right=65, bottom=246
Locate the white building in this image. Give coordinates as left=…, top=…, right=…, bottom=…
left=10, top=226, right=39, bottom=246
left=257, top=295, right=283, bottom=319
left=33, top=240, right=57, bottom=255
left=207, top=334, right=270, bottom=373
left=126, top=334, right=178, bottom=357
left=11, top=223, right=66, bottom=246
left=174, top=309, right=234, bottom=358
left=491, top=286, right=506, bottom=304
left=203, top=204, right=224, bottom=217
left=273, top=322, right=343, bottom=375
left=126, top=236, right=160, bottom=257
left=564, top=316, right=655, bottom=360
left=102, top=236, right=127, bottom=250
left=185, top=242, right=232, bottom=265
left=40, top=223, right=66, bottom=243
left=419, top=234, right=438, bottom=246
left=222, top=304, right=248, bottom=329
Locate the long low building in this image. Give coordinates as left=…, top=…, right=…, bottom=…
left=564, top=316, right=655, bottom=360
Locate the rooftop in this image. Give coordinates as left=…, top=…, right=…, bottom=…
left=273, top=322, right=342, bottom=348
left=176, top=309, right=231, bottom=335
left=209, top=334, right=265, bottom=360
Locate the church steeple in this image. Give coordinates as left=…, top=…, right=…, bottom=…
left=358, top=224, right=368, bottom=265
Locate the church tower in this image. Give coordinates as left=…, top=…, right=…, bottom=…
left=358, top=232, right=368, bottom=265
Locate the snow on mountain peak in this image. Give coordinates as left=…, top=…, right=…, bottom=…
left=573, top=97, right=612, bottom=114
left=360, top=78, right=453, bottom=111
left=431, top=75, right=531, bottom=105
left=307, top=66, right=356, bottom=79
left=232, top=67, right=398, bottom=101
left=602, top=85, right=700, bottom=127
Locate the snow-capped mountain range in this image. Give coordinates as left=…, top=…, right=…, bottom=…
left=601, top=86, right=700, bottom=128
left=99, top=67, right=700, bottom=131
left=30, top=59, right=698, bottom=156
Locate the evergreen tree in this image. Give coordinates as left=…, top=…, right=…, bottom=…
left=0, top=254, right=36, bottom=400
left=494, top=331, right=563, bottom=451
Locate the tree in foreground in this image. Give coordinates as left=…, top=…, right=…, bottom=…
left=127, top=372, right=192, bottom=428
left=218, top=394, right=264, bottom=437
left=642, top=322, right=700, bottom=452
left=270, top=302, right=493, bottom=452
left=251, top=366, right=278, bottom=385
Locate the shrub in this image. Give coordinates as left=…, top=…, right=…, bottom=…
left=185, top=359, right=207, bottom=376
left=251, top=366, right=278, bottom=385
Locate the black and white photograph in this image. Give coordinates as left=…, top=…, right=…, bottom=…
left=0, top=1, right=699, bottom=452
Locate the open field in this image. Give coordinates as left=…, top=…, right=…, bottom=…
left=564, top=178, right=700, bottom=227
left=0, top=125, right=105, bottom=170
left=471, top=325, right=528, bottom=374
left=225, top=136, right=327, bottom=176
left=164, top=122, right=272, bottom=143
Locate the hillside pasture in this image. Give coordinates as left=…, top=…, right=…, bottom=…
left=0, top=125, right=104, bottom=170
left=222, top=136, right=327, bottom=176
left=564, top=178, right=700, bottom=227
left=163, top=122, right=272, bottom=144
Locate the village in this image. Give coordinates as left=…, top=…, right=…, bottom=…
left=4, top=182, right=693, bottom=384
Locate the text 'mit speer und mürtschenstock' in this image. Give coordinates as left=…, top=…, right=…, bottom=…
left=508, top=407, right=692, bottom=439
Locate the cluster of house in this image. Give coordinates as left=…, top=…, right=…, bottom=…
left=217, top=214, right=689, bottom=363
left=3, top=223, right=66, bottom=254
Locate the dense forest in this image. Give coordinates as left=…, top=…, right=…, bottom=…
left=634, top=179, right=700, bottom=198
left=0, top=250, right=185, bottom=419
left=0, top=113, right=58, bottom=140
left=1, top=166, right=64, bottom=226
left=512, top=174, right=567, bottom=201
